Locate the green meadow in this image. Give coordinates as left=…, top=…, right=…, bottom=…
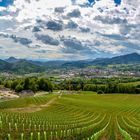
left=0, top=93, right=140, bottom=140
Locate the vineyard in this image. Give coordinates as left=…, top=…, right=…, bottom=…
left=0, top=93, right=140, bottom=140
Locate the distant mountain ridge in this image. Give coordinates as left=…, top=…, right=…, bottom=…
left=62, top=53, right=140, bottom=68
left=91, top=53, right=140, bottom=65
left=0, top=59, right=45, bottom=74
left=0, top=59, right=11, bottom=71
left=0, top=53, right=140, bottom=74
left=30, top=60, right=67, bottom=68
left=5, top=57, right=19, bottom=63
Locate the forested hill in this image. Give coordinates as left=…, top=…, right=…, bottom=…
left=62, top=53, right=140, bottom=68
left=91, top=53, right=140, bottom=65
left=0, top=53, right=140, bottom=73
left=0, top=59, right=45, bottom=74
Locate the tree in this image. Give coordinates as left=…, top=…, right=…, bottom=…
left=29, top=83, right=38, bottom=93
left=4, top=81, right=12, bottom=88
left=24, top=78, right=30, bottom=90
left=15, top=84, right=24, bottom=92
left=38, top=78, right=53, bottom=92
left=11, top=80, right=19, bottom=90
left=76, top=84, right=82, bottom=91
left=83, top=84, right=97, bottom=91
left=135, top=88, right=140, bottom=94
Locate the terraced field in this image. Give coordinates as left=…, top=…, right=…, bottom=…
left=0, top=93, right=140, bottom=140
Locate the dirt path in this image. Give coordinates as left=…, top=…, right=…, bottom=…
left=0, top=90, right=19, bottom=99
left=6, top=97, right=57, bottom=113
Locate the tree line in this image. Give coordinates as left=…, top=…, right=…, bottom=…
left=1, top=77, right=140, bottom=94
left=57, top=79, right=140, bottom=94
left=3, top=77, right=53, bottom=93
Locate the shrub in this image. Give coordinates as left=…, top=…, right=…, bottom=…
left=97, top=90, right=104, bottom=94
left=15, top=84, right=24, bottom=92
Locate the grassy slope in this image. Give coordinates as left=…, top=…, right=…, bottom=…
left=0, top=93, right=140, bottom=140
left=0, top=94, right=57, bottom=109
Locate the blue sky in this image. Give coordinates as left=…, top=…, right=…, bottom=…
left=114, top=0, right=121, bottom=5
left=0, top=0, right=139, bottom=60
left=88, top=0, right=121, bottom=5
left=0, top=0, right=121, bottom=7
left=0, top=0, right=14, bottom=7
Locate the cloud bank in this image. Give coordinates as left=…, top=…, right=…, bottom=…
left=0, top=0, right=139, bottom=60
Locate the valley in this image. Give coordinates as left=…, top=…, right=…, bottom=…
left=0, top=53, right=140, bottom=140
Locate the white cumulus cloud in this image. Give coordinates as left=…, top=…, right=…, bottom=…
left=0, top=0, right=139, bottom=60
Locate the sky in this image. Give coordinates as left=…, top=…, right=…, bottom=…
left=0, top=0, right=139, bottom=60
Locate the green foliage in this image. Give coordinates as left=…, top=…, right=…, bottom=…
left=3, top=77, right=53, bottom=93
left=15, top=84, right=24, bottom=92
left=24, top=78, right=30, bottom=90
left=59, top=78, right=140, bottom=94
left=0, top=60, right=45, bottom=74
left=97, top=90, right=104, bottom=94
left=2, top=76, right=140, bottom=94
left=83, top=84, right=97, bottom=91
left=29, top=81, right=38, bottom=93
left=4, top=80, right=12, bottom=88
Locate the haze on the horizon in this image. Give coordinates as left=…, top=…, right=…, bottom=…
left=0, top=0, right=139, bottom=60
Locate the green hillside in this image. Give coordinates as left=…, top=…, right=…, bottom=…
left=0, top=93, right=140, bottom=140
left=0, top=60, right=11, bottom=71
left=10, top=60, right=45, bottom=74
left=0, top=60, right=45, bottom=74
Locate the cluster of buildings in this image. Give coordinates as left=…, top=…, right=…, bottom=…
left=48, top=67, right=140, bottom=80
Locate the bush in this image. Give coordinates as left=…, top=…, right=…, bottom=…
left=97, top=90, right=104, bottom=94
left=15, top=84, right=24, bottom=92
left=135, top=88, right=140, bottom=94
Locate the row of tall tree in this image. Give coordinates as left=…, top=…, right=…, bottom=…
left=1, top=77, right=140, bottom=94
left=4, top=77, right=53, bottom=93
left=83, top=83, right=140, bottom=94
left=57, top=79, right=140, bottom=94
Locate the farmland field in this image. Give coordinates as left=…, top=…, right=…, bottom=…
left=0, top=93, right=140, bottom=140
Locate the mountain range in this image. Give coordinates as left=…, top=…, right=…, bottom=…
left=0, top=58, right=45, bottom=74
left=0, top=53, right=140, bottom=74
left=61, top=53, right=140, bottom=68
